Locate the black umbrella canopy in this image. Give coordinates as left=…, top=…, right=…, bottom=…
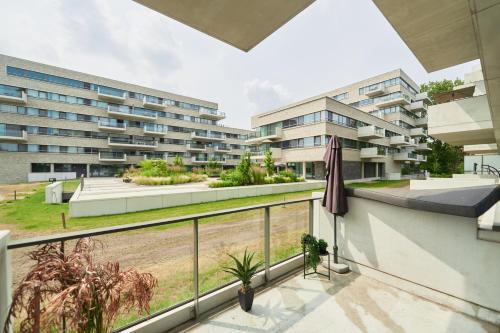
left=322, top=135, right=348, bottom=216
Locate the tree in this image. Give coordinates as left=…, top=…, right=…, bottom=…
left=173, top=154, right=184, bottom=167
left=263, top=149, right=275, bottom=176
left=207, top=157, right=220, bottom=170
left=419, top=78, right=464, bottom=104
left=236, top=152, right=253, bottom=185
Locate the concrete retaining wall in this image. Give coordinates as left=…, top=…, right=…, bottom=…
left=410, top=178, right=497, bottom=190
left=28, top=172, right=76, bottom=182
left=45, top=181, right=63, bottom=204
left=313, top=192, right=500, bottom=324
left=70, top=181, right=326, bottom=217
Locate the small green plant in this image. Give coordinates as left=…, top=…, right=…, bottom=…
left=263, top=149, right=275, bottom=176
left=318, top=239, right=328, bottom=255
left=300, top=233, right=321, bottom=272
left=207, top=157, right=220, bottom=170
left=222, top=249, right=262, bottom=292
left=173, top=155, right=184, bottom=167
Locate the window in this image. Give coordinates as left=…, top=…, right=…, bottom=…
left=31, top=163, right=50, bottom=173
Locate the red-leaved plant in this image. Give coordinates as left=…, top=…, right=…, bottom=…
left=4, top=238, right=157, bottom=333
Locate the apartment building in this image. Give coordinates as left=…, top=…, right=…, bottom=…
left=0, top=55, right=253, bottom=184
left=246, top=69, right=431, bottom=180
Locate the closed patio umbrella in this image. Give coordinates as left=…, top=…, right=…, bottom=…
left=322, top=135, right=349, bottom=273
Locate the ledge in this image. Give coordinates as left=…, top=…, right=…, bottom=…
left=344, top=185, right=500, bottom=218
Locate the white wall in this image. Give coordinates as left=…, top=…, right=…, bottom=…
left=313, top=192, right=500, bottom=320
left=465, top=155, right=500, bottom=173
left=28, top=172, right=76, bottom=182
left=410, top=178, right=497, bottom=190
left=45, top=181, right=63, bottom=204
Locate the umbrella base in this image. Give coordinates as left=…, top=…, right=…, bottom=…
left=322, top=260, right=350, bottom=274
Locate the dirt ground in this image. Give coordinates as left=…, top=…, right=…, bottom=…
left=0, top=182, right=44, bottom=201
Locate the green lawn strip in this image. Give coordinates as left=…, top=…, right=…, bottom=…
left=347, top=179, right=409, bottom=189
left=62, top=179, right=81, bottom=192
left=1, top=183, right=324, bottom=237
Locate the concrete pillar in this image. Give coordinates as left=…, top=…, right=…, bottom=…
left=50, top=163, right=54, bottom=173
left=0, top=230, right=12, bottom=333
left=86, top=164, right=91, bottom=178
left=375, top=163, right=379, bottom=178
left=302, top=161, right=307, bottom=179
left=361, top=162, right=365, bottom=179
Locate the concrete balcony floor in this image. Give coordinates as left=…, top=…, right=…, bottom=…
left=186, top=272, right=496, bottom=333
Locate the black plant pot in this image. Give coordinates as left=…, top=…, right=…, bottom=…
left=319, top=249, right=328, bottom=256
left=238, top=288, right=254, bottom=312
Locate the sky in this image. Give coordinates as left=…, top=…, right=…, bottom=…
left=0, top=0, right=479, bottom=130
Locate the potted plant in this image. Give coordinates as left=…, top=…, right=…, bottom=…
left=301, top=233, right=321, bottom=272
left=4, top=238, right=157, bottom=333
left=318, top=239, right=329, bottom=255
left=222, top=249, right=262, bottom=312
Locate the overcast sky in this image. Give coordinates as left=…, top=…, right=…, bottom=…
left=0, top=0, right=479, bottom=129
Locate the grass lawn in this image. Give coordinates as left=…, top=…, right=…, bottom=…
left=347, top=179, right=409, bottom=189
left=0, top=182, right=324, bottom=238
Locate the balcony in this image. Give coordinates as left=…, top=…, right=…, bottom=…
left=390, top=135, right=417, bottom=147
left=186, top=143, right=207, bottom=152
left=417, top=154, right=427, bottom=162
left=250, top=147, right=282, bottom=160
left=415, top=92, right=432, bottom=104
left=393, top=151, right=418, bottom=161
left=107, top=105, right=158, bottom=121
left=98, top=151, right=127, bottom=162
left=143, top=124, right=167, bottom=136
left=0, top=86, right=27, bottom=104
left=245, top=128, right=283, bottom=145
left=97, top=120, right=127, bottom=133
left=364, top=84, right=386, bottom=97
left=415, top=142, right=432, bottom=151
left=0, top=129, right=27, bottom=142
left=108, top=137, right=158, bottom=149
left=375, top=93, right=411, bottom=108
left=410, top=100, right=428, bottom=112
left=190, top=131, right=226, bottom=142
left=360, top=147, right=387, bottom=159
left=97, top=86, right=126, bottom=103
left=214, top=145, right=231, bottom=153
left=191, top=155, right=208, bottom=164
left=410, top=127, right=428, bottom=137
left=415, top=116, right=428, bottom=128
left=199, top=107, right=226, bottom=120
left=142, top=96, right=165, bottom=110
left=357, top=125, right=385, bottom=139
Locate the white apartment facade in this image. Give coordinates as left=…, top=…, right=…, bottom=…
left=0, top=55, right=253, bottom=184
left=247, top=69, right=431, bottom=180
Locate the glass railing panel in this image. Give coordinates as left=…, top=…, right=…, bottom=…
left=0, top=84, right=23, bottom=98
left=270, top=201, right=308, bottom=264
left=98, top=86, right=125, bottom=97
left=0, top=128, right=24, bottom=137
left=198, top=209, right=264, bottom=294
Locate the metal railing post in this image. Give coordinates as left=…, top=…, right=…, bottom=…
left=80, top=174, right=84, bottom=190
left=309, top=200, right=314, bottom=235
left=0, top=231, right=12, bottom=333
left=264, top=207, right=270, bottom=282
left=193, top=218, right=199, bottom=318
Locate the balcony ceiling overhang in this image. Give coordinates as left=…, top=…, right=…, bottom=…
left=134, top=0, right=315, bottom=52
left=374, top=0, right=500, bottom=151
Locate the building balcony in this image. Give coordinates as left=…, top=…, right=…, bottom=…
left=393, top=151, right=418, bottom=161
left=357, top=125, right=385, bottom=139
left=364, top=84, right=386, bottom=97
left=143, top=124, right=167, bottom=136
left=190, top=132, right=226, bottom=142
left=108, top=137, right=158, bottom=149
left=98, top=151, right=127, bottom=162
left=415, top=92, right=432, bottom=104
left=97, top=86, right=126, bottom=103
left=375, top=94, right=411, bottom=108
left=97, top=120, right=127, bottom=133
left=0, top=129, right=27, bottom=142
left=250, top=147, right=282, bottom=160
left=463, top=143, right=498, bottom=154
left=0, top=89, right=27, bottom=105
left=142, top=96, right=165, bottom=110
left=410, top=127, right=428, bottom=137
left=186, top=143, right=207, bottom=152
left=415, top=142, right=432, bottom=151
left=107, top=105, right=158, bottom=121
left=245, top=128, right=283, bottom=145
left=428, top=95, right=493, bottom=146
left=415, top=116, right=428, bottom=128
left=390, top=135, right=417, bottom=147
left=417, top=154, right=427, bottom=162
left=199, top=107, right=226, bottom=120
left=360, top=147, right=387, bottom=159
left=410, top=100, right=428, bottom=112
left=214, top=145, right=232, bottom=153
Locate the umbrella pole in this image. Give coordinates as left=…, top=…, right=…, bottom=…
left=333, top=215, right=338, bottom=264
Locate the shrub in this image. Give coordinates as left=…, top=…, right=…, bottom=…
left=236, top=153, right=253, bottom=185
left=167, top=164, right=186, bottom=174
left=192, top=167, right=206, bottom=175
left=263, top=149, right=275, bottom=176
left=264, top=176, right=275, bottom=184
left=206, top=167, right=222, bottom=177
left=207, top=158, right=220, bottom=170
left=279, top=169, right=298, bottom=182
left=251, top=165, right=266, bottom=185
left=133, top=174, right=206, bottom=186
left=173, top=155, right=184, bottom=167
left=208, top=180, right=237, bottom=188
left=138, top=159, right=168, bottom=177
